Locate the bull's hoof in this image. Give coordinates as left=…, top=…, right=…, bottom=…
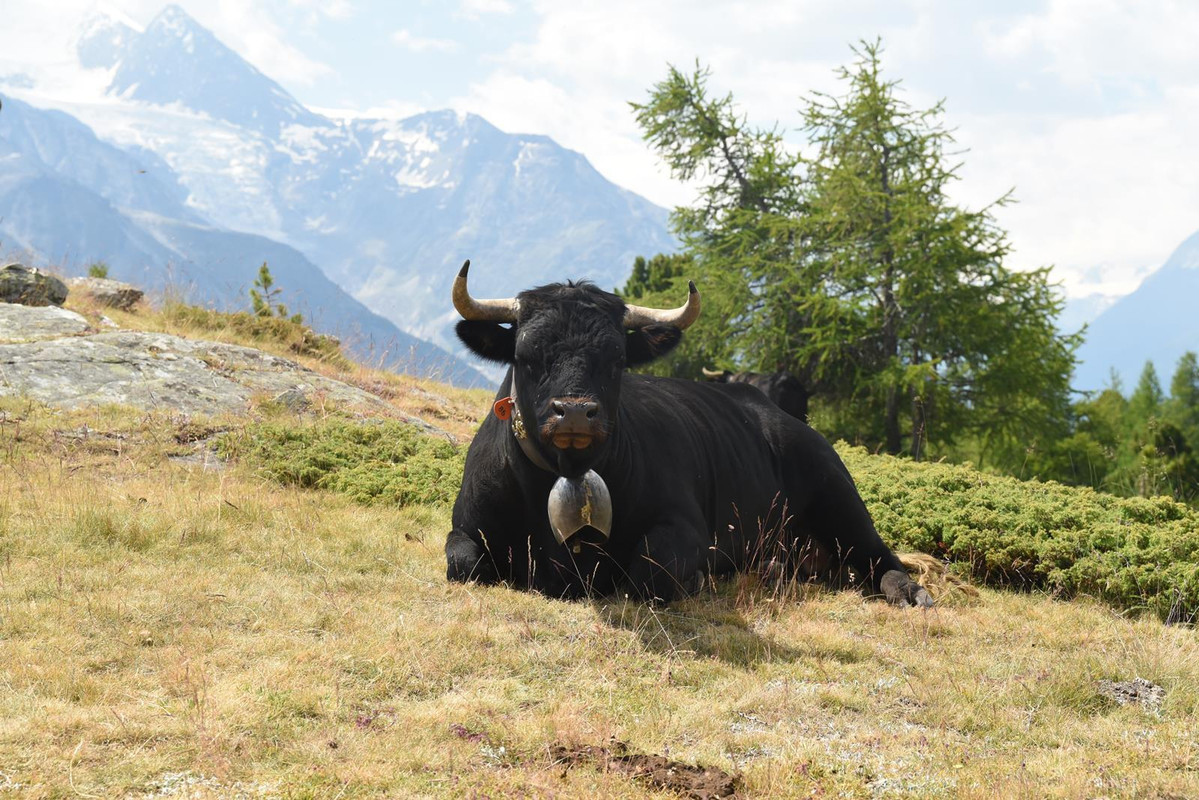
left=447, top=559, right=495, bottom=584
left=880, top=569, right=934, bottom=608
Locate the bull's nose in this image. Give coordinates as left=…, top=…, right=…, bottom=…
left=550, top=398, right=599, bottom=427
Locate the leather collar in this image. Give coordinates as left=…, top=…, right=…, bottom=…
left=508, top=372, right=557, bottom=474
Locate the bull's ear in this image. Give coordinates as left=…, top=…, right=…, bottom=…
left=626, top=323, right=682, bottom=366
left=456, top=321, right=515, bottom=363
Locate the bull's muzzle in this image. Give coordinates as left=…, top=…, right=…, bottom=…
left=545, top=397, right=601, bottom=450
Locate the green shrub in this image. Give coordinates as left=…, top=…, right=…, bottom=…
left=216, top=422, right=1199, bottom=620
left=839, top=443, right=1199, bottom=621
left=86, top=261, right=109, bottom=279
left=219, top=420, right=465, bottom=508
left=162, top=302, right=350, bottom=368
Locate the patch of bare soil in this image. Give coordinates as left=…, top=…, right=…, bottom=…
left=549, top=740, right=740, bottom=799
left=173, top=421, right=229, bottom=444
left=1098, top=677, right=1166, bottom=710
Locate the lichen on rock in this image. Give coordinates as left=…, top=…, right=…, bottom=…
left=0, top=302, right=91, bottom=343
left=0, top=263, right=69, bottom=307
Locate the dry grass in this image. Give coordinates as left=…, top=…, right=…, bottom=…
left=2, top=396, right=1198, bottom=799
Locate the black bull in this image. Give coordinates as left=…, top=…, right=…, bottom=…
left=445, top=264, right=930, bottom=606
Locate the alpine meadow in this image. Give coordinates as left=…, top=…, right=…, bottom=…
left=2, top=11, right=1198, bottom=800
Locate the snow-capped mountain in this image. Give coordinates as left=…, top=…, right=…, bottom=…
left=1073, top=229, right=1199, bottom=391
left=10, top=4, right=677, bottom=361
left=103, top=6, right=325, bottom=135
left=76, top=14, right=137, bottom=70
left=0, top=96, right=490, bottom=386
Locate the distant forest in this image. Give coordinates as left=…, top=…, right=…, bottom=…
left=620, top=41, right=1199, bottom=507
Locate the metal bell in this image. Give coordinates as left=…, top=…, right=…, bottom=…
left=547, top=469, right=612, bottom=545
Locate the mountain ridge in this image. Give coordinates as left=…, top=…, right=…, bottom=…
left=50, top=6, right=678, bottom=355
left=1073, top=228, right=1199, bottom=391
left=0, top=95, right=492, bottom=386
left=107, top=5, right=324, bottom=134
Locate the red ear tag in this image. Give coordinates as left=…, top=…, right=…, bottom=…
left=493, top=397, right=515, bottom=421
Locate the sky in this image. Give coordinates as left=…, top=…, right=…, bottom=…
left=4, top=0, right=1199, bottom=305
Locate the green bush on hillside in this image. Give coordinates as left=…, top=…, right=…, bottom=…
left=839, top=444, right=1199, bottom=621
left=218, top=420, right=465, bottom=508
left=163, top=302, right=349, bottom=368
left=217, top=417, right=1198, bottom=620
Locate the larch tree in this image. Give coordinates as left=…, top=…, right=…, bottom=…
left=630, top=41, right=1078, bottom=460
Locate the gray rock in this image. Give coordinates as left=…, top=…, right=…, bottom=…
left=0, top=301, right=451, bottom=436
left=167, top=449, right=227, bottom=472
left=0, top=302, right=91, bottom=343
left=0, top=330, right=395, bottom=418
left=0, top=263, right=69, bottom=307
left=272, top=386, right=311, bottom=413
left=66, top=276, right=145, bottom=311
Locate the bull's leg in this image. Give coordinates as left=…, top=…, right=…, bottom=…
left=445, top=528, right=500, bottom=584
left=801, top=467, right=932, bottom=608
left=626, top=522, right=706, bottom=604
left=446, top=461, right=527, bottom=586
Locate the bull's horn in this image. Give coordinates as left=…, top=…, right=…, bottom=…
left=623, top=280, right=701, bottom=330
left=452, top=260, right=519, bottom=322
left=701, top=367, right=724, bottom=378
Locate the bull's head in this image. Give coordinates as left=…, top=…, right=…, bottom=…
left=453, top=259, right=699, bottom=478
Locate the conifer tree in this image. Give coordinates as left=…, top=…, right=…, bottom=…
left=1128, top=361, right=1164, bottom=432
left=250, top=262, right=302, bottom=324
left=631, top=41, right=1078, bottom=460
left=1167, top=352, right=1199, bottom=442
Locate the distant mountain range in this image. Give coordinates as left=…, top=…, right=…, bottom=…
left=1, top=4, right=676, bottom=384
left=1073, top=229, right=1199, bottom=391
left=0, top=96, right=489, bottom=386
left=31, top=6, right=671, bottom=350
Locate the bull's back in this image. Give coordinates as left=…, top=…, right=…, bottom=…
left=620, top=374, right=849, bottom=538
left=616, top=377, right=798, bottom=548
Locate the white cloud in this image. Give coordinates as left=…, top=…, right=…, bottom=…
left=287, top=0, right=353, bottom=21
left=449, top=0, right=930, bottom=231
left=982, top=0, right=1199, bottom=87
left=456, top=0, right=513, bottom=19
left=960, top=0, right=1199, bottom=294
left=954, top=86, right=1199, bottom=295
left=391, top=28, right=460, bottom=54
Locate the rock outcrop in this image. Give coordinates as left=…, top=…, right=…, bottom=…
left=67, top=276, right=145, bottom=311
left=0, top=302, right=435, bottom=427
left=0, top=303, right=91, bottom=342
left=0, top=263, right=69, bottom=307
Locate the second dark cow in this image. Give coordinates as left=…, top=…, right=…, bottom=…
left=702, top=368, right=810, bottom=422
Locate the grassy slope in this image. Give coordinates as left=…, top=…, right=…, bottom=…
left=2, top=301, right=1198, bottom=798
